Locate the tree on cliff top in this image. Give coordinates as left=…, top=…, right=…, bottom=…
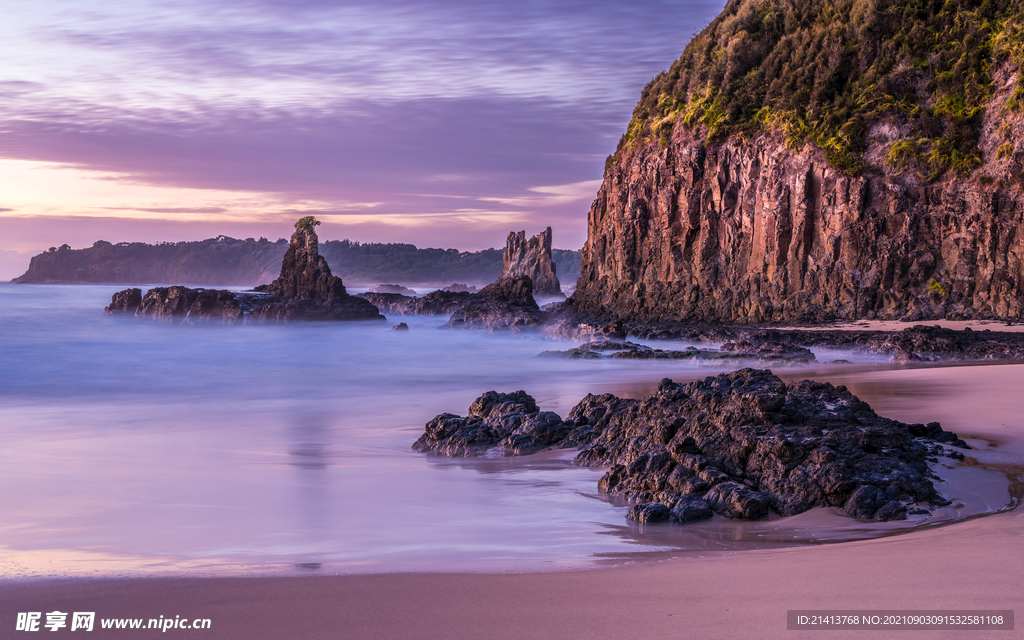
left=624, top=0, right=1024, bottom=179
left=295, top=216, right=321, bottom=232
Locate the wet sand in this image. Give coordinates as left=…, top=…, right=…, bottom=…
left=2, top=508, right=1021, bottom=639
left=3, top=362, right=1023, bottom=639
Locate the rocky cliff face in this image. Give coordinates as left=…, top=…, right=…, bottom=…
left=568, top=0, right=1024, bottom=325
left=502, top=228, right=562, bottom=297
left=572, top=94, right=1024, bottom=324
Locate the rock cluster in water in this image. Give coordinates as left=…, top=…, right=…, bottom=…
left=413, top=369, right=968, bottom=523
left=105, top=221, right=384, bottom=323
left=356, top=290, right=473, bottom=316
left=539, top=339, right=814, bottom=365
left=442, top=275, right=546, bottom=329
left=502, top=227, right=562, bottom=297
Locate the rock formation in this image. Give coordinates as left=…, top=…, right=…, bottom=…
left=568, top=0, right=1024, bottom=325
left=368, top=284, right=418, bottom=296
left=105, top=218, right=384, bottom=323
left=413, top=369, right=969, bottom=523
left=539, top=339, right=814, bottom=365
left=442, top=275, right=545, bottom=330
left=356, top=290, right=473, bottom=316
left=502, top=228, right=562, bottom=297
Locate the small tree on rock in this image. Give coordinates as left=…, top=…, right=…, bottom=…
left=295, top=216, right=321, bottom=232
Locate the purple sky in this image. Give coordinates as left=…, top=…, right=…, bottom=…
left=0, top=0, right=724, bottom=278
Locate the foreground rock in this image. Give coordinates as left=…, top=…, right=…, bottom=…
left=502, top=227, right=562, bottom=297
left=413, top=369, right=969, bottom=523
left=105, top=218, right=384, bottom=323
left=442, top=276, right=545, bottom=330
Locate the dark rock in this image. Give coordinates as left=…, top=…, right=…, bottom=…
left=627, top=503, right=671, bottom=523
left=392, top=322, right=409, bottom=331
left=129, top=286, right=246, bottom=324
left=104, top=288, right=142, bottom=314
left=843, top=485, right=887, bottom=519
left=443, top=276, right=545, bottom=330
left=412, top=389, right=579, bottom=457
left=539, top=338, right=815, bottom=365
left=669, top=495, right=713, bottom=523
left=413, top=369, right=970, bottom=523
left=502, top=227, right=562, bottom=297
left=704, top=482, right=771, bottom=520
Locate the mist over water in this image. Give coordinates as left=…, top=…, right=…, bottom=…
left=0, top=284, right=1013, bottom=577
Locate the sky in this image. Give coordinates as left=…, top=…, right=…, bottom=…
left=0, top=0, right=724, bottom=278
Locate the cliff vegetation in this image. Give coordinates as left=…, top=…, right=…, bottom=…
left=622, top=0, right=1024, bottom=179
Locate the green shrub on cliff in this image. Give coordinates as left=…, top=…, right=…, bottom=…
left=295, top=216, right=321, bottom=232
left=624, top=0, right=1024, bottom=179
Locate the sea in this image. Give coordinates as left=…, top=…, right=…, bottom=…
left=0, top=283, right=1014, bottom=578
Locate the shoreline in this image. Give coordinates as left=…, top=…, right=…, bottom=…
left=3, top=507, right=1021, bottom=639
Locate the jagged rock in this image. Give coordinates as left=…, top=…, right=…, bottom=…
left=106, top=219, right=384, bottom=323
left=413, top=369, right=970, bottom=523
left=412, top=390, right=583, bottom=457
left=502, top=228, right=562, bottom=297
left=392, top=322, right=409, bottom=331
left=442, top=276, right=545, bottom=330
left=443, top=283, right=478, bottom=293
left=104, top=288, right=142, bottom=314
left=356, top=290, right=472, bottom=316
left=368, top=284, right=419, bottom=296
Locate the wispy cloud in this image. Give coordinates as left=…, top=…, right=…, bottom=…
left=0, top=0, right=725, bottom=252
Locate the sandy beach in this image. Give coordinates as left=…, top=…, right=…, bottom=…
left=3, top=361, right=1023, bottom=639
left=3, top=506, right=1020, bottom=639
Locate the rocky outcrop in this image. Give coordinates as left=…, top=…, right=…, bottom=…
left=442, top=283, right=478, bottom=293
left=539, top=339, right=814, bottom=365
left=413, top=369, right=969, bottom=523
left=571, top=124, right=1024, bottom=325
left=618, top=324, right=1024, bottom=365
left=356, top=290, right=473, bottom=316
left=105, top=288, right=142, bottom=314
left=368, top=284, right=418, bottom=296
left=442, top=276, right=545, bottom=330
left=502, top=228, right=562, bottom=297
left=105, top=219, right=384, bottom=323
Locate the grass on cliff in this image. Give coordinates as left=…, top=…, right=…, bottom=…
left=621, top=0, right=1024, bottom=179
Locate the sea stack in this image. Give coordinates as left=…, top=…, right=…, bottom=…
left=106, top=216, right=384, bottom=323
left=502, top=227, right=562, bottom=297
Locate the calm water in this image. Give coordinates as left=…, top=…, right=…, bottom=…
left=0, top=284, right=1013, bottom=578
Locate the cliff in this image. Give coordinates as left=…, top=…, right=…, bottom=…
left=501, top=228, right=562, bottom=297
left=571, top=0, right=1024, bottom=324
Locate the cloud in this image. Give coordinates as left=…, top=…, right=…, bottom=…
left=0, top=0, right=725, bottom=252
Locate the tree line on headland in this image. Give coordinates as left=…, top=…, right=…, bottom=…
left=12, top=236, right=581, bottom=287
